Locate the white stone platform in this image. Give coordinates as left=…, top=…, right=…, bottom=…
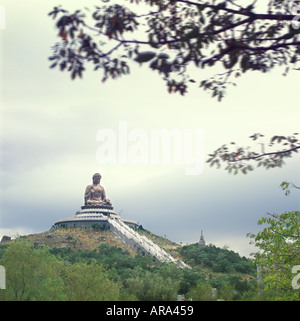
left=53, top=207, right=139, bottom=229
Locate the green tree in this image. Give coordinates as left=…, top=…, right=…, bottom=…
left=179, top=268, right=206, bottom=295
left=125, top=270, right=179, bottom=300
left=154, top=262, right=184, bottom=283
left=217, top=282, right=235, bottom=301
left=63, top=261, right=120, bottom=300
left=0, top=238, right=65, bottom=301
left=186, top=280, right=213, bottom=301
left=248, top=211, right=300, bottom=300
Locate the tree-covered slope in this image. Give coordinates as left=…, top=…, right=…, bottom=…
left=0, top=227, right=257, bottom=301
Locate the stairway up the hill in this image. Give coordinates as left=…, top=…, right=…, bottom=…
left=108, top=218, right=190, bottom=269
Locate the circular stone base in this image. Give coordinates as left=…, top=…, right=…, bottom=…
left=81, top=204, right=113, bottom=210
left=76, top=207, right=118, bottom=217
left=53, top=207, right=139, bottom=229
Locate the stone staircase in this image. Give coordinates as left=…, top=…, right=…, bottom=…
left=108, top=217, right=190, bottom=269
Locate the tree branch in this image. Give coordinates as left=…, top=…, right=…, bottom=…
left=290, top=183, right=300, bottom=189
left=48, top=1, right=300, bottom=100
left=228, top=145, right=300, bottom=163
left=177, top=0, right=297, bottom=21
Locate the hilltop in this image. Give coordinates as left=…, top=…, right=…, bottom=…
left=23, top=227, right=183, bottom=258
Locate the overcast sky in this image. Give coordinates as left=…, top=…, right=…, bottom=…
left=0, top=0, right=299, bottom=257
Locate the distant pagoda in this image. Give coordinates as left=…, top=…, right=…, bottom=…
left=199, top=230, right=206, bottom=248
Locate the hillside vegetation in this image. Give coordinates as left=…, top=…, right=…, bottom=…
left=26, top=227, right=137, bottom=255
left=0, top=227, right=257, bottom=301
left=179, top=243, right=255, bottom=275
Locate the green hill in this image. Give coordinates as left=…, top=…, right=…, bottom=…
left=0, top=227, right=257, bottom=301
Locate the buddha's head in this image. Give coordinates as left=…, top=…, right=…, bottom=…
left=92, top=173, right=101, bottom=184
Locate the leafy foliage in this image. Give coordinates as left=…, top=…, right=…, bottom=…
left=187, top=280, right=213, bottom=301
left=207, top=132, right=300, bottom=174
left=178, top=243, right=256, bottom=300
left=179, top=243, right=256, bottom=274
left=48, top=0, right=300, bottom=99
left=0, top=238, right=66, bottom=300
left=248, top=211, right=300, bottom=300
left=47, top=2, right=300, bottom=172
left=63, top=261, right=120, bottom=301
left=280, top=181, right=300, bottom=196
left=125, top=270, right=179, bottom=300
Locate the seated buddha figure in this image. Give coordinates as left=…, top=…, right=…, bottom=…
left=84, top=173, right=112, bottom=208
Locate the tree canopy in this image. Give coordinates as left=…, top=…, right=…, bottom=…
left=248, top=211, right=300, bottom=300
left=49, top=0, right=300, bottom=99
left=48, top=1, right=300, bottom=173
left=179, top=242, right=256, bottom=274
